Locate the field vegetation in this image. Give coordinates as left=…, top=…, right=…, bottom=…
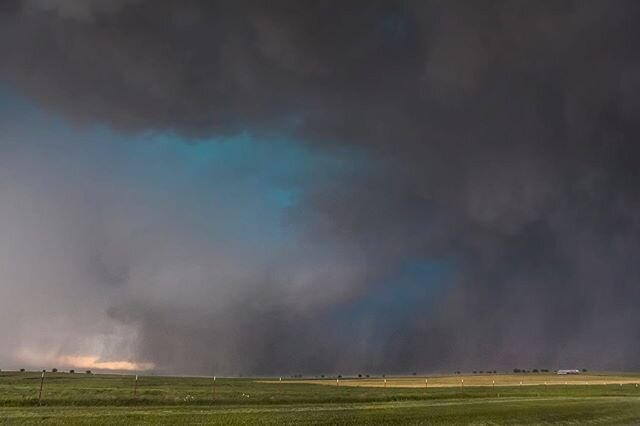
left=277, top=372, right=640, bottom=388
left=1, top=371, right=639, bottom=424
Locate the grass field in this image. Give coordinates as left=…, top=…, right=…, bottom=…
left=1, top=371, right=640, bottom=424
left=273, top=372, right=640, bottom=388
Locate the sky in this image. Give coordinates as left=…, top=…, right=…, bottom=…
left=1, top=0, right=640, bottom=375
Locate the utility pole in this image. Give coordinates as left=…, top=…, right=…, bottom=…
left=133, top=375, right=138, bottom=396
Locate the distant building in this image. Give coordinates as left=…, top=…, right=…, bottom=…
left=556, top=369, right=580, bottom=375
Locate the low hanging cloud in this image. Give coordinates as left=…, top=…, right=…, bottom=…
left=1, top=0, right=640, bottom=374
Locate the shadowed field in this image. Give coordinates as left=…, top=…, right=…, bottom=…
left=1, top=371, right=640, bottom=424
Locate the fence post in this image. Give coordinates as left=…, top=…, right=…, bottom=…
left=38, top=371, right=45, bottom=404
left=212, top=376, right=216, bottom=401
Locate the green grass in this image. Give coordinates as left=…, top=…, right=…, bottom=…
left=1, top=371, right=640, bottom=424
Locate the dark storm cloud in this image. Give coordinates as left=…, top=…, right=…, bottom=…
left=2, top=0, right=640, bottom=373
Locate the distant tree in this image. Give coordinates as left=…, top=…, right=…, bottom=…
left=365, top=374, right=370, bottom=378
left=69, top=370, right=75, bottom=374
left=86, top=370, right=92, bottom=374
left=337, top=375, right=342, bottom=379
left=513, top=369, right=521, bottom=373
left=541, top=369, right=549, bottom=373
left=19, top=368, right=25, bottom=372
left=455, top=371, right=461, bottom=375
left=358, top=374, right=362, bottom=378
left=51, top=368, right=58, bottom=373
left=320, top=374, right=325, bottom=378
left=412, top=372, right=417, bottom=376
left=532, top=369, right=539, bottom=373
left=472, top=371, right=477, bottom=374
left=582, top=368, right=588, bottom=372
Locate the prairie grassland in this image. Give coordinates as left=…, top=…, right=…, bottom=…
left=273, top=372, right=640, bottom=388
left=1, top=371, right=640, bottom=425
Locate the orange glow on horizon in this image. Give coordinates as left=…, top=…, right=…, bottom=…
left=58, top=355, right=154, bottom=371
left=16, top=349, right=154, bottom=371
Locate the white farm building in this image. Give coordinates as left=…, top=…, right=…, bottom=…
left=556, top=369, right=581, bottom=375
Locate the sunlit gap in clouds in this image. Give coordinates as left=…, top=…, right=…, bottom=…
left=17, top=349, right=154, bottom=372
left=58, top=356, right=155, bottom=371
